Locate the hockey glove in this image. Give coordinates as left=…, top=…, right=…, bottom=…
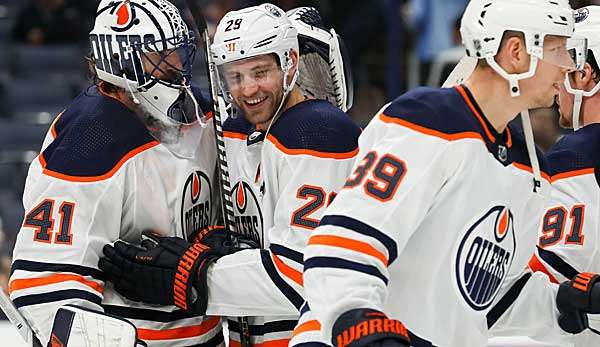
left=332, top=308, right=410, bottom=347
left=99, top=227, right=235, bottom=313
left=556, top=272, right=600, bottom=334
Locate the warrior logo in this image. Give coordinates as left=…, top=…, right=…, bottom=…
left=181, top=171, right=213, bottom=239
left=455, top=206, right=516, bottom=311
left=232, top=181, right=264, bottom=245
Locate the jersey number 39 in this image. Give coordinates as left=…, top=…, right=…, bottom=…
left=343, top=151, right=406, bottom=202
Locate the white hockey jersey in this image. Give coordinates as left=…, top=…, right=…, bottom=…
left=300, top=86, right=575, bottom=347
left=207, top=99, right=361, bottom=347
left=9, top=86, right=223, bottom=347
left=529, top=123, right=600, bottom=346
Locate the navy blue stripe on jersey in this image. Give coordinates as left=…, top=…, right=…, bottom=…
left=260, top=250, right=304, bottom=310
left=190, top=84, right=214, bottom=115
left=268, top=99, right=360, bottom=154
left=223, top=113, right=254, bottom=135
left=11, top=260, right=105, bottom=280
left=320, top=215, right=398, bottom=265
left=507, top=124, right=550, bottom=178
left=270, top=243, right=304, bottom=265
left=383, top=87, right=486, bottom=140
left=187, top=332, right=225, bottom=347
left=102, top=304, right=201, bottom=322
left=486, top=272, right=532, bottom=329
left=546, top=123, right=600, bottom=178
left=299, top=302, right=311, bottom=317
left=304, top=257, right=388, bottom=285
left=40, top=85, right=156, bottom=178
left=188, top=332, right=225, bottom=347
left=228, top=319, right=298, bottom=335
left=537, top=246, right=579, bottom=280
left=12, top=289, right=103, bottom=308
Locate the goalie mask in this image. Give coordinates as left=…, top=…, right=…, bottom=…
left=287, top=7, right=353, bottom=112
left=89, top=0, right=207, bottom=147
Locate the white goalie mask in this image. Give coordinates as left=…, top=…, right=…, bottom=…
left=564, top=6, right=600, bottom=130
left=89, top=0, right=207, bottom=145
left=287, top=7, right=353, bottom=112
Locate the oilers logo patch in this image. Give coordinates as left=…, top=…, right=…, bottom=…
left=232, top=180, right=264, bottom=246
left=110, top=1, right=137, bottom=31
left=181, top=171, right=213, bottom=238
left=455, top=206, right=516, bottom=311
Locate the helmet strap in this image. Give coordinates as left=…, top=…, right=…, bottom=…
left=573, top=92, right=583, bottom=131
left=264, top=56, right=299, bottom=136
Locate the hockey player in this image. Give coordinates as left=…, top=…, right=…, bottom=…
left=528, top=6, right=600, bottom=345
left=8, top=1, right=225, bottom=346
left=98, top=3, right=360, bottom=347
left=296, top=1, right=600, bottom=347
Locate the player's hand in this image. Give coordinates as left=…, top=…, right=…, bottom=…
left=99, top=227, right=237, bottom=313
left=556, top=272, right=600, bottom=333
left=332, top=308, right=410, bottom=347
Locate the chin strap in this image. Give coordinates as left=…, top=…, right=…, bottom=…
left=520, top=109, right=544, bottom=194
left=573, top=91, right=583, bottom=131
left=264, top=59, right=299, bottom=137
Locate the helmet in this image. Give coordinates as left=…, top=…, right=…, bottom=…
left=211, top=3, right=299, bottom=121
left=460, top=0, right=580, bottom=97
left=287, top=7, right=353, bottom=112
left=89, top=0, right=204, bottom=130
left=565, top=6, right=600, bottom=130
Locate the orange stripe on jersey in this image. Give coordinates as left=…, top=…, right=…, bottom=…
left=528, top=255, right=559, bottom=284
left=205, top=111, right=214, bottom=120
left=230, top=338, right=290, bottom=347
left=38, top=140, right=160, bottom=182
left=308, top=235, right=388, bottom=266
left=512, top=162, right=551, bottom=182
left=272, top=254, right=303, bottom=286
left=551, top=168, right=595, bottom=183
left=379, top=114, right=483, bottom=142
left=455, top=85, right=499, bottom=145
left=224, top=131, right=247, bottom=140
left=137, top=316, right=220, bottom=340
left=9, top=274, right=104, bottom=295
left=292, top=320, right=321, bottom=338
left=266, top=134, right=359, bottom=159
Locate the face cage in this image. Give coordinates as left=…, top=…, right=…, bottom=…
left=127, top=33, right=197, bottom=90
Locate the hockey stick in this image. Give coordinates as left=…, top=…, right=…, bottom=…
left=441, top=55, right=477, bottom=88
left=180, top=2, right=252, bottom=346
left=0, top=289, right=42, bottom=347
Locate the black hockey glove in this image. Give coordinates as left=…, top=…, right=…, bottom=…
left=332, top=308, right=410, bottom=347
left=556, top=272, right=600, bottom=334
left=99, top=227, right=237, bottom=313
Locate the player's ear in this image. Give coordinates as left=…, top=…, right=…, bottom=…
left=501, top=36, right=529, bottom=74
left=287, top=48, right=299, bottom=80
left=576, top=62, right=597, bottom=91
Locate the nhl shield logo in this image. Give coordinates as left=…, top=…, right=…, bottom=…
left=455, top=206, right=516, bottom=311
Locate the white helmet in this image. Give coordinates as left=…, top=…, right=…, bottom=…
left=461, top=0, right=579, bottom=97
left=565, top=6, right=600, bottom=130
left=287, top=7, right=353, bottom=112
left=89, top=0, right=204, bottom=130
left=211, top=3, right=299, bottom=120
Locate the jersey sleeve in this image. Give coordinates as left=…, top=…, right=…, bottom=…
left=487, top=269, right=575, bottom=346
left=302, top=110, right=461, bottom=342
left=10, top=164, right=125, bottom=345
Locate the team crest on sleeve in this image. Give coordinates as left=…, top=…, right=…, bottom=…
left=455, top=206, right=516, bottom=311
left=232, top=181, right=264, bottom=246
left=181, top=171, right=213, bottom=238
